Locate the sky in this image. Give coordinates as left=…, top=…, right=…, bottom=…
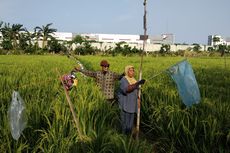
left=1, top=0, right=230, bottom=44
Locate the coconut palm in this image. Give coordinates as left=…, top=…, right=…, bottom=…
left=0, top=21, right=3, bottom=30
left=1, top=23, right=25, bottom=49
left=33, top=27, right=42, bottom=50
left=18, top=28, right=36, bottom=51
left=1, top=23, right=13, bottom=50
left=0, top=21, right=3, bottom=43
left=1, top=23, right=11, bottom=39
left=23, top=28, right=35, bottom=47
left=35, top=23, right=57, bottom=49
left=11, top=24, right=25, bottom=49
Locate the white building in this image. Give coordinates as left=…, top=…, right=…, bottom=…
left=149, top=33, right=174, bottom=44
left=225, top=37, right=230, bottom=46
left=77, top=33, right=174, bottom=45
left=75, top=33, right=151, bottom=44
left=1, top=30, right=227, bottom=52
left=52, top=32, right=72, bottom=41
left=208, top=35, right=227, bottom=46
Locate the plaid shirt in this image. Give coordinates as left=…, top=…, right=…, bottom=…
left=80, top=69, right=120, bottom=100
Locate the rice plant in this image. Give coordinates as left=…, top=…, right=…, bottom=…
left=0, top=55, right=229, bottom=152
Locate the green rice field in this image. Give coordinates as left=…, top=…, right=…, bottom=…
left=0, top=55, right=230, bottom=153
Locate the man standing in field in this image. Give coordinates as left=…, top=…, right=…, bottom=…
left=74, top=60, right=122, bottom=103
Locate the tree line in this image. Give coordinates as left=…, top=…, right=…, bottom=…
left=0, top=21, right=229, bottom=56
left=0, top=21, right=143, bottom=56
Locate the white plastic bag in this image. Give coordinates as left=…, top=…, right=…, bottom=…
left=8, top=91, right=27, bottom=140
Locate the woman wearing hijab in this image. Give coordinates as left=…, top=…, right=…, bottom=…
left=118, top=65, right=145, bottom=135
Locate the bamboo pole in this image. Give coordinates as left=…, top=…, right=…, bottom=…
left=58, top=70, right=83, bottom=140
left=57, top=69, right=89, bottom=153
left=136, top=0, right=147, bottom=140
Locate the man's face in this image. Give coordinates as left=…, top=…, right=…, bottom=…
left=101, top=65, right=109, bottom=72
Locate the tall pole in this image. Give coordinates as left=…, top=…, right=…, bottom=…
left=136, top=0, right=147, bottom=140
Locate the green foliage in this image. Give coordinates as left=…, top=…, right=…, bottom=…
left=35, top=23, right=57, bottom=49
left=159, top=44, right=170, bottom=54
left=227, top=45, right=230, bottom=53
left=47, top=38, right=67, bottom=53
left=72, top=35, right=85, bottom=45
left=0, top=55, right=230, bottom=152
left=217, top=44, right=227, bottom=56
left=207, top=46, right=214, bottom=52
left=140, top=57, right=230, bottom=152
left=104, top=42, right=141, bottom=56
left=74, top=41, right=96, bottom=55
left=1, top=39, right=13, bottom=50
left=193, top=44, right=201, bottom=52
left=0, top=22, right=25, bottom=50
left=213, top=36, right=220, bottom=42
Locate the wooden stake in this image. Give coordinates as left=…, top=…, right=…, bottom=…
left=136, top=0, right=147, bottom=140
left=58, top=71, right=83, bottom=140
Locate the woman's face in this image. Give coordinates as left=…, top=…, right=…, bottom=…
left=128, top=67, right=135, bottom=78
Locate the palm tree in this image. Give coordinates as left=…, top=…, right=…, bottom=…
left=24, top=28, right=34, bottom=47
left=11, top=24, right=25, bottom=49
left=33, top=27, right=42, bottom=50
left=0, top=21, right=3, bottom=41
left=0, top=23, right=12, bottom=50
left=1, top=23, right=11, bottom=39
left=0, top=21, right=3, bottom=34
left=35, top=23, right=57, bottom=49
left=1, top=23, right=25, bottom=49
left=0, top=21, right=3, bottom=31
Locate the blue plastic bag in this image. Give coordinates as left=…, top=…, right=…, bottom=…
left=167, top=60, right=201, bottom=107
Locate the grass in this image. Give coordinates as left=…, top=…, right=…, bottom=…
left=0, top=54, right=230, bottom=153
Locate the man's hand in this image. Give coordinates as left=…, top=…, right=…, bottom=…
left=74, top=66, right=81, bottom=72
